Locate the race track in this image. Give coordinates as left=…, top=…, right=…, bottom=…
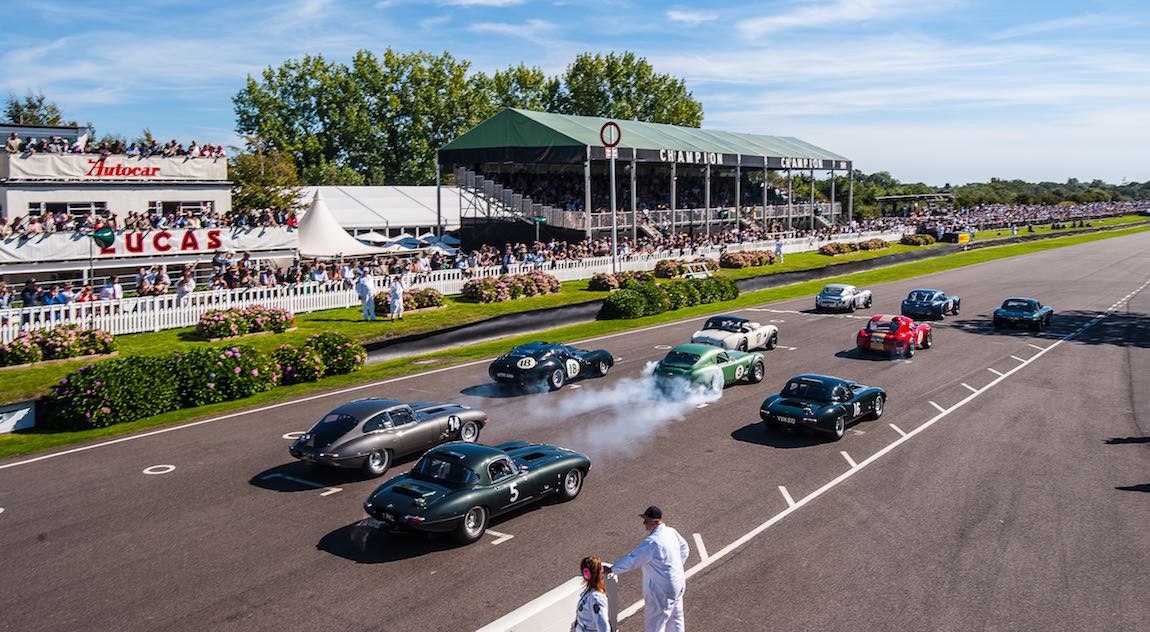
left=2, top=232, right=1148, bottom=632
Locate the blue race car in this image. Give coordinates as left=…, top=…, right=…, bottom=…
left=900, top=289, right=960, bottom=320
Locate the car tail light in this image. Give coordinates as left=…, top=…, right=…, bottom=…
left=402, top=515, right=426, bottom=524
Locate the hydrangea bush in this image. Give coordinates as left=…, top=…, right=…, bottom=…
left=461, top=271, right=561, bottom=303
left=588, top=270, right=655, bottom=291
left=0, top=325, right=115, bottom=367
left=274, top=344, right=326, bottom=385
left=374, top=287, right=445, bottom=314
left=719, top=250, right=777, bottom=268
left=653, top=258, right=720, bottom=278
left=900, top=234, right=937, bottom=246
left=195, top=305, right=295, bottom=339
left=42, top=357, right=179, bottom=430
left=305, top=332, right=367, bottom=376
left=598, top=277, right=739, bottom=320
left=172, top=346, right=279, bottom=407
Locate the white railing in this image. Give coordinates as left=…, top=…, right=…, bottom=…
left=0, top=230, right=904, bottom=341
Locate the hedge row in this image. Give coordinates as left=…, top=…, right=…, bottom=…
left=900, top=233, right=938, bottom=246
left=598, top=277, right=739, bottom=320
left=374, top=287, right=444, bottom=313
left=0, top=324, right=116, bottom=367
left=818, top=239, right=890, bottom=255
left=195, top=305, right=295, bottom=339
left=719, top=250, right=777, bottom=268
left=461, top=271, right=561, bottom=303
left=41, top=331, right=366, bottom=431
left=587, top=270, right=655, bottom=291
left=653, top=258, right=720, bottom=278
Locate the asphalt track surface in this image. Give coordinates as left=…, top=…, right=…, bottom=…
left=2, top=232, right=1148, bottom=632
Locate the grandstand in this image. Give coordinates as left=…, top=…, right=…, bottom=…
left=437, top=108, right=854, bottom=245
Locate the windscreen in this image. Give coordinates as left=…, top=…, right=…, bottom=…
left=412, top=456, right=480, bottom=486
left=704, top=318, right=743, bottom=333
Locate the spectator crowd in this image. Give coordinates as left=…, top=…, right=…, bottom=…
left=6, top=131, right=225, bottom=159
left=0, top=206, right=298, bottom=240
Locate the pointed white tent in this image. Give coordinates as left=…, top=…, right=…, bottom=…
left=298, top=191, right=387, bottom=257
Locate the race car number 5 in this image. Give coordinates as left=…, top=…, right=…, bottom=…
left=509, top=483, right=519, bottom=502
left=448, top=415, right=461, bottom=431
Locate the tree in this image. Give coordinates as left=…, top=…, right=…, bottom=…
left=4, top=91, right=75, bottom=126
left=484, top=63, right=563, bottom=113
left=557, top=52, right=704, bottom=126
left=230, top=148, right=305, bottom=215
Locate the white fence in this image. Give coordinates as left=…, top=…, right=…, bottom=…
left=0, top=230, right=904, bottom=342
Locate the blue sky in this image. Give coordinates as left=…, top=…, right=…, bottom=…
left=4, top=0, right=1148, bottom=185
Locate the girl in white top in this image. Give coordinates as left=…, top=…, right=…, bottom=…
left=571, top=556, right=611, bottom=632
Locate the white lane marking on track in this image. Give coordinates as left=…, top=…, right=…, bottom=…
left=142, top=464, right=175, bottom=475
left=928, top=401, right=946, bottom=413
left=840, top=451, right=857, bottom=468
left=777, top=345, right=799, bottom=351
left=259, top=473, right=342, bottom=497
left=607, top=279, right=1150, bottom=626
left=987, top=368, right=1005, bottom=377
left=568, top=384, right=582, bottom=389
left=889, top=423, right=907, bottom=437
left=962, top=383, right=979, bottom=394
left=487, top=530, right=514, bottom=545
left=0, top=507, right=5, bottom=515
left=778, top=486, right=795, bottom=507
left=849, top=429, right=866, bottom=435
left=1010, top=355, right=1026, bottom=363
left=693, top=533, right=710, bottom=561
left=282, top=431, right=304, bottom=440
left=696, top=403, right=709, bottom=409
left=654, top=345, right=672, bottom=350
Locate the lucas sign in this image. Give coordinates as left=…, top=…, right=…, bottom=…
left=0, top=227, right=298, bottom=264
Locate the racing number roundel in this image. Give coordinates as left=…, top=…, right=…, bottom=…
left=516, top=357, right=536, bottom=370
left=735, top=365, right=746, bottom=380
left=565, top=358, right=581, bottom=378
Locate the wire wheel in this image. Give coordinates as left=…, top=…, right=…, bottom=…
left=460, top=420, right=480, bottom=443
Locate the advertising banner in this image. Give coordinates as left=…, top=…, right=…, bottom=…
left=0, top=227, right=297, bottom=263
left=1, top=153, right=227, bottom=181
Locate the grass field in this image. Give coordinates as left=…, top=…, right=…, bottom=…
left=1, top=223, right=1145, bottom=460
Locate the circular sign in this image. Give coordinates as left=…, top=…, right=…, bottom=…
left=600, top=121, right=622, bottom=148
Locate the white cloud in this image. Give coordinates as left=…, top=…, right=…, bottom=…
left=737, top=0, right=947, bottom=37
left=440, top=0, right=524, bottom=6
left=667, top=9, right=717, bottom=25
left=990, top=14, right=1122, bottom=40
left=469, top=19, right=557, bottom=46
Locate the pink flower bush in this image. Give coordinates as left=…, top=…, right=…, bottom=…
left=461, top=271, right=562, bottom=303
left=195, top=305, right=295, bottom=339
left=0, top=325, right=115, bottom=367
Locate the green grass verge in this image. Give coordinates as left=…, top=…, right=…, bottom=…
left=1, top=223, right=1145, bottom=460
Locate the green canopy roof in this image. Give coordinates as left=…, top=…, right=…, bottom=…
left=439, top=108, right=851, bottom=170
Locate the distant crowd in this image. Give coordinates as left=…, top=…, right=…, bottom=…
left=0, top=207, right=298, bottom=239
left=5, top=131, right=225, bottom=159
left=910, top=201, right=1147, bottom=234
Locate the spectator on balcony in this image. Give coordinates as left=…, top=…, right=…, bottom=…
left=99, top=275, right=124, bottom=301
left=310, top=264, right=329, bottom=284
left=20, top=279, right=42, bottom=307
left=59, top=282, right=76, bottom=304
left=175, top=272, right=197, bottom=302
left=0, top=282, right=12, bottom=310
left=5, top=132, right=20, bottom=153
left=75, top=285, right=97, bottom=303
left=209, top=274, right=227, bottom=291
left=153, top=267, right=171, bottom=294
left=136, top=267, right=155, bottom=295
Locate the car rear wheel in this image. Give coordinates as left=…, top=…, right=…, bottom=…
left=952, top=302, right=960, bottom=315
left=831, top=416, right=845, bottom=441
left=848, top=300, right=856, bottom=313
left=362, top=449, right=392, bottom=478
left=596, top=360, right=610, bottom=376
left=865, top=296, right=873, bottom=308
left=905, top=339, right=916, bottom=358
left=766, top=333, right=778, bottom=350
left=922, top=331, right=933, bottom=349
left=559, top=468, right=583, bottom=501
left=748, top=360, right=765, bottom=384
left=737, top=339, right=748, bottom=352
left=459, top=420, right=481, bottom=443
left=455, top=506, right=488, bottom=544
left=548, top=368, right=566, bottom=391
left=868, top=395, right=886, bottom=420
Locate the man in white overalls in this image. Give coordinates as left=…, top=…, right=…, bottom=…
left=610, top=506, right=690, bottom=632
left=355, top=269, right=376, bottom=321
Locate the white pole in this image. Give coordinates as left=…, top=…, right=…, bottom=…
left=610, top=150, right=618, bottom=273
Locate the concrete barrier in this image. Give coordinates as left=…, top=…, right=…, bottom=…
left=476, top=574, right=619, bottom=632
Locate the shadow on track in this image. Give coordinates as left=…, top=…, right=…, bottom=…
left=1105, top=436, right=1150, bottom=444
left=249, top=460, right=408, bottom=492
left=1115, top=483, right=1150, bottom=493
left=459, top=382, right=548, bottom=399
left=834, top=348, right=909, bottom=362
left=944, top=308, right=1150, bottom=349
left=731, top=422, right=827, bottom=448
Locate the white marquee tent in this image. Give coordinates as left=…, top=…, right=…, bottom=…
left=297, top=191, right=387, bottom=258
left=298, top=185, right=462, bottom=236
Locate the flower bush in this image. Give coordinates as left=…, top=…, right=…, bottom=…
left=900, top=233, right=937, bottom=246
left=857, top=238, right=891, bottom=251
left=599, top=288, right=647, bottom=319
left=0, top=325, right=115, bottom=367
left=461, top=271, right=561, bottom=303
left=305, top=332, right=367, bottom=376
left=42, top=357, right=179, bottom=430
left=588, top=271, right=655, bottom=291
left=374, top=287, right=445, bottom=314
left=195, top=305, right=295, bottom=339
left=818, top=242, right=859, bottom=256
left=719, top=250, right=777, bottom=268
left=653, top=258, right=720, bottom=278
left=172, top=345, right=279, bottom=408
left=274, top=344, right=326, bottom=385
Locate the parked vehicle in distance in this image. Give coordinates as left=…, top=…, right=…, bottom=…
left=652, top=343, right=765, bottom=394
left=856, top=314, right=933, bottom=357
left=363, top=441, right=591, bottom=544
left=993, top=298, right=1054, bottom=330
left=815, top=283, right=872, bottom=312
left=759, top=374, right=886, bottom=440
left=488, top=342, right=614, bottom=391
left=290, top=399, right=487, bottom=477
left=691, top=315, right=779, bottom=352
left=901, top=289, right=960, bottom=319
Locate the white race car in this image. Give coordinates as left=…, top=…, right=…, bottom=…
left=691, top=315, right=779, bottom=352
left=814, top=283, right=873, bottom=312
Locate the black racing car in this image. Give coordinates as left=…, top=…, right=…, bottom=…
left=488, top=342, right=614, bottom=390
left=759, top=374, right=886, bottom=441
left=901, top=289, right=961, bottom=319
left=290, top=399, right=487, bottom=477
left=363, top=441, right=591, bottom=544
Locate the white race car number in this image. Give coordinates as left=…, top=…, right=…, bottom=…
left=509, top=483, right=520, bottom=503
left=565, top=358, right=580, bottom=378
left=447, top=415, right=461, bottom=432
left=852, top=402, right=862, bottom=418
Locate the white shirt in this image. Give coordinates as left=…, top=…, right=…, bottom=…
left=98, top=282, right=123, bottom=300
left=612, top=523, right=689, bottom=606
left=355, top=275, right=376, bottom=299
left=571, top=589, right=610, bottom=632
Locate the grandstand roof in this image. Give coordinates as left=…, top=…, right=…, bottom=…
left=439, top=108, right=851, bottom=170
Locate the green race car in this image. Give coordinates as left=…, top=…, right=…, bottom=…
left=652, top=343, right=766, bottom=394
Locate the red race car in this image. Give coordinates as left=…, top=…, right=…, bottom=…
left=856, top=314, right=933, bottom=357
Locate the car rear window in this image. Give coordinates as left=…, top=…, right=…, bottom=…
left=308, top=413, right=359, bottom=444
left=866, top=319, right=898, bottom=332
left=907, top=291, right=934, bottom=302
left=822, top=286, right=846, bottom=295
left=412, top=456, right=480, bottom=486
left=662, top=351, right=700, bottom=367
left=784, top=380, right=834, bottom=402
left=1003, top=300, right=1033, bottom=310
